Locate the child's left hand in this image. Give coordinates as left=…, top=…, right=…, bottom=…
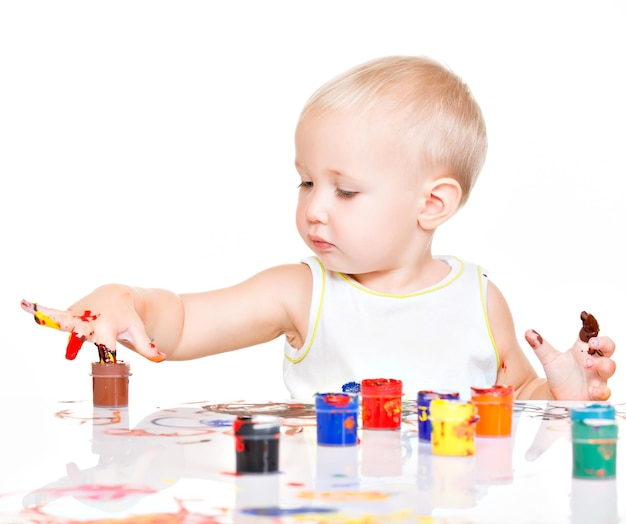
left=525, top=314, right=616, bottom=400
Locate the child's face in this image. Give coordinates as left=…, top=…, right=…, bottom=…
left=295, top=109, right=427, bottom=277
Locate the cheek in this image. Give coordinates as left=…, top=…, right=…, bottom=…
left=295, top=202, right=307, bottom=235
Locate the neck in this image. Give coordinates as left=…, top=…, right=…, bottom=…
left=348, top=251, right=450, bottom=295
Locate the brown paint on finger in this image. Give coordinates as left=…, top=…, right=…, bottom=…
left=525, top=330, right=543, bottom=349
left=579, top=311, right=599, bottom=343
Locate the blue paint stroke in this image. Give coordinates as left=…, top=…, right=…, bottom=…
left=341, top=381, right=361, bottom=394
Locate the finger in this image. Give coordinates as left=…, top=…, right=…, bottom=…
left=98, top=321, right=166, bottom=363
left=587, top=336, right=615, bottom=358
left=21, top=299, right=75, bottom=332
left=87, top=326, right=119, bottom=362
left=589, top=384, right=611, bottom=402
left=124, top=323, right=167, bottom=362
left=584, top=354, right=617, bottom=382
left=95, top=343, right=117, bottom=363
left=524, top=329, right=559, bottom=365
left=66, top=331, right=86, bottom=360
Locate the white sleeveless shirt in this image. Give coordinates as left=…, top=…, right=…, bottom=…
left=283, top=256, right=499, bottom=400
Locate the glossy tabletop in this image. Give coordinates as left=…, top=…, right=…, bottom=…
left=0, top=397, right=623, bottom=523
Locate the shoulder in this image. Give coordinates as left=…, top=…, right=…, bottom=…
left=252, top=262, right=313, bottom=349
left=247, top=262, right=312, bottom=295
left=485, top=279, right=518, bottom=353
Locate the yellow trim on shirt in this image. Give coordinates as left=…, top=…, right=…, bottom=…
left=477, top=265, right=501, bottom=370
left=285, top=257, right=326, bottom=364
left=337, top=256, right=465, bottom=298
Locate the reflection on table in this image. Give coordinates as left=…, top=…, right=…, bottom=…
left=0, top=398, right=623, bottom=523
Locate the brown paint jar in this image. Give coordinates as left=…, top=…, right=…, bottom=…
left=91, top=361, right=131, bottom=407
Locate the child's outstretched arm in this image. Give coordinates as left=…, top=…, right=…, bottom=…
left=487, top=282, right=616, bottom=400
left=21, top=264, right=312, bottom=363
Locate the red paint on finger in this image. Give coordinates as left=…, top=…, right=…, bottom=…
left=147, top=342, right=167, bottom=362
left=76, top=310, right=99, bottom=322
left=66, top=331, right=86, bottom=360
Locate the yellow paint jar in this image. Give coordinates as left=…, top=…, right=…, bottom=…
left=429, top=399, right=478, bottom=457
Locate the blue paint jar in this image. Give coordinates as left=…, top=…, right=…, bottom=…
left=315, top=393, right=358, bottom=446
left=418, top=390, right=460, bottom=442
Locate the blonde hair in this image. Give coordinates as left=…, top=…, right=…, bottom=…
left=298, top=56, right=487, bottom=206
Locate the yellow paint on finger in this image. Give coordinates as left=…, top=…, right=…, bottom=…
left=34, top=311, right=61, bottom=330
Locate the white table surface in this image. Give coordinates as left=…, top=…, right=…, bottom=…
left=0, top=397, right=623, bottom=523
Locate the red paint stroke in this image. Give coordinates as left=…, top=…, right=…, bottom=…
left=75, top=310, right=99, bottom=322
left=66, top=331, right=85, bottom=360
left=15, top=496, right=226, bottom=523
left=37, top=484, right=157, bottom=502
left=323, top=394, right=352, bottom=407
left=104, top=428, right=216, bottom=438
left=55, top=409, right=121, bottom=425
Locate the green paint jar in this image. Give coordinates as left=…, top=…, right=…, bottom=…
left=571, top=418, right=618, bottom=479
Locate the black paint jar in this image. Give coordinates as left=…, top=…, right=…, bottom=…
left=233, top=415, right=280, bottom=474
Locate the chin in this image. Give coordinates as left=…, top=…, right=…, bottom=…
left=314, top=255, right=352, bottom=275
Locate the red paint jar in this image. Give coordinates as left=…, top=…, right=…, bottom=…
left=361, top=378, right=403, bottom=430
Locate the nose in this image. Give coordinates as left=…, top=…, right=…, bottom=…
left=304, top=188, right=329, bottom=224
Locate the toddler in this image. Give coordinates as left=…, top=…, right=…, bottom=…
left=21, top=56, right=616, bottom=400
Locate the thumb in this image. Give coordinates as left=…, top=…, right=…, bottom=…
left=524, top=329, right=559, bottom=366
left=119, top=323, right=167, bottom=363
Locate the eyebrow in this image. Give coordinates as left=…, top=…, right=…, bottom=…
left=295, top=162, right=348, bottom=180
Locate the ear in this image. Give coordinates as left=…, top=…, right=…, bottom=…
left=417, top=177, right=462, bottom=231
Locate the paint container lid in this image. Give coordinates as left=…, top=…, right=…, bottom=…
left=418, top=390, right=460, bottom=402
left=570, top=404, right=616, bottom=422
left=233, top=415, right=281, bottom=437
left=361, top=378, right=403, bottom=396
left=90, top=361, right=131, bottom=377
left=470, top=385, right=514, bottom=397
left=315, top=392, right=358, bottom=410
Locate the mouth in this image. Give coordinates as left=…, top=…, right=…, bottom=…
left=308, top=234, right=334, bottom=250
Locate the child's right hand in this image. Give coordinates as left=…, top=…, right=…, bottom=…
left=21, top=285, right=167, bottom=363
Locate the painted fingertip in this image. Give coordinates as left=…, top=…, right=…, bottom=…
left=21, top=299, right=35, bottom=311
left=526, top=329, right=543, bottom=349
left=66, top=331, right=86, bottom=360
left=591, top=387, right=611, bottom=402
left=589, top=337, right=600, bottom=348
left=585, top=358, right=594, bottom=369
left=148, top=351, right=167, bottom=363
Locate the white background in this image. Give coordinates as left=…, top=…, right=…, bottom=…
left=1, top=1, right=624, bottom=403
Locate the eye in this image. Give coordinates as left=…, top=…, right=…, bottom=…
left=298, top=180, right=313, bottom=190
left=336, top=188, right=358, bottom=199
